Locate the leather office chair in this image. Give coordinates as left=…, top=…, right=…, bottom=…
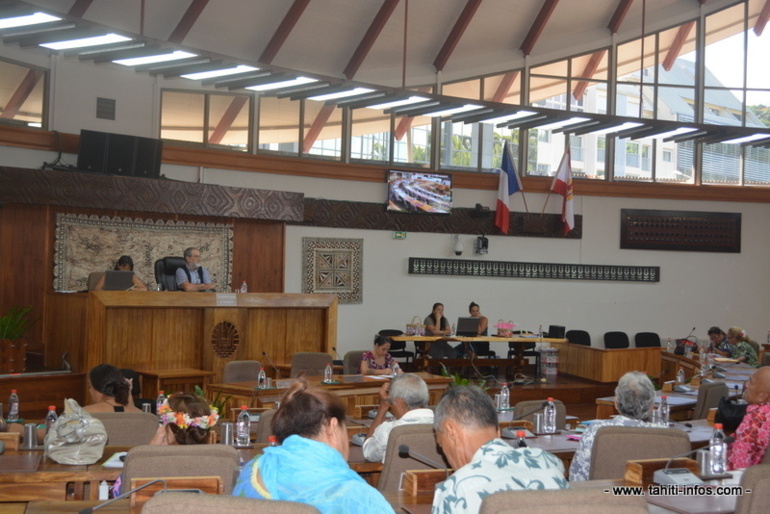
left=154, top=256, right=186, bottom=291
left=378, top=424, right=450, bottom=493
left=634, top=332, right=661, bottom=348
left=223, top=360, right=262, bottom=383
left=565, top=329, right=591, bottom=346
left=736, top=464, right=770, bottom=513
left=513, top=399, right=567, bottom=430
left=343, top=350, right=365, bottom=374
left=747, top=339, right=760, bottom=358
left=589, top=426, right=690, bottom=480
left=379, top=329, right=414, bottom=365
left=603, top=331, right=630, bottom=349
left=479, top=488, right=648, bottom=514
left=91, top=412, right=159, bottom=446
left=290, top=352, right=333, bottom=378
left=87, top=271, right=104, bottom=291
left=143, top=491, right=321, bottom=513
left=691, top=382, right=728, bottom=420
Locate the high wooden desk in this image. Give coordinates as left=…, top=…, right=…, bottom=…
left=549, top=341, right=662, bottom=383
left=136, top=368, right=215, bottom=396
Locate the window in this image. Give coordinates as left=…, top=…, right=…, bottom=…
left=0, top=57, right=46, bottom=128
left=663, top=150, right=672, bottom=162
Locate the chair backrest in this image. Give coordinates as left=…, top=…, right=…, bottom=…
left=634, top=332, right=661, bottom=348
left=154, top=256, right=185, bottom=291
left=565, top=330, right=591, bottom=346
left=691, top=382, right=728, bottom=420
left=603, top=331, right=630, bottom=349
left=589, top=426, right=691, bottom=480
left=87, top=271, right=104, bottom=291
left=747, top=339, right=760, bottom=357
left=763, top=352, right=770, bottom=367
left=124, top=444, right=240, bottom=493
left=254, top=409, right=277, bottom=444
left=736, top=464, right=770, bottom=513
left=223, top=360, right=262, bottom=383
left=479, top=487, right=648, bottom=514
left=378, top=424, right=449, bottom=493
left=290, top=352, right=333, bottom=378
left=513, top=399, right=567, bottom=430
left=91, top=412, right=159, bottom=446
left=343, top=351, right=365, bottom=374
left=143, top=492, right=321, bottom=513
left=379, top=329, right=406, bottom=351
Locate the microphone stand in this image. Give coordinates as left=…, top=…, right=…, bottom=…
left=80, top=479, right=167, bottom=513
left=262, top=351, right=282, bottom=379
left=398, top=444, right=449, bottom=479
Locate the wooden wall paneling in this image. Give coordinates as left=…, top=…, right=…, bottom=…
left=103, top=308, right=158, bottom=366
left=44, top=293, right=87, bottom=370
left=144, top=307, right=204, bottom=370
left=0, top=372, right=85, bottom=420
left=232, top=219, right=285, bottom=293
left=285, top=307, right=329, bottom=355
left=247, top=308, right=288, bottom=364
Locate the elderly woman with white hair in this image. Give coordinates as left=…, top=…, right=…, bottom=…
left=569, top=371, right=659, bottom=481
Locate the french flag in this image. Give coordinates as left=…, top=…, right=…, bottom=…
left=494, top=141, right=522, bottom=234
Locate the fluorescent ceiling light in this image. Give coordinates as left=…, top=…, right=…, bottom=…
left=40, top=33, right=131, bottom=50
left=651, top=127, right=698, bottom=140
left=247, top=77, right=318, bottom=91
left=114, top=50, right=197, bottom=66
left=537, top=117, right=591, bottom=131
left=0, top=12, right=61, bottom=29
left=427, top=104, right=484, bottom=117
left=719, top=133, right=770, bottom=144
left=308, top=87, right=375, bottom=101
left=482, top=110, right=538, bottom=125
left=181, top=65, right=259, bottom=80
left=27, top=122, right=42, bottom=128
left=367, top=96, right=428, bottom=110
left=592, top=121, right=644, bottom=135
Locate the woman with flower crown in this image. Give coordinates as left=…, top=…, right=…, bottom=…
left=232, top=378, right=392, bottom=513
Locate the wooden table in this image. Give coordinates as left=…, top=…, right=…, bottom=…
left=549, top=341, right=663, bottom=383
left=136, top=368, right=215, bottom=396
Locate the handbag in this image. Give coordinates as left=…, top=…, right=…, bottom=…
left=44, top=398, right=108, bottom=465
left=714, top=396, right=747, bottom=433
left=405, top=315, right=422, bottom=336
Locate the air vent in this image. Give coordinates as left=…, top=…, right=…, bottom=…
left=96, top=97, right=115, bottom=120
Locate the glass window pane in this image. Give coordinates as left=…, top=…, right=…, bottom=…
left=442, top=79, right=481, bottom=101
left=207, top=94, right=250, bottom=151
left=483, top=71, right=521, bottom=104
left=703, top=88, right=745, bottom=125
left=702, top=142, right=741, bottom=184
left=303, top=100, right=342, bottom=159
left=258, top=96, right=299, bottom=155
left=393, top=115, right=431, bottom=166
left=747, top=90, right=770, bottom=128
left=747, top=0, right=770, bottom=89
left=705, top=4, right=745, bottom=89
left=571, top=50, right=608, bottom=82
left=658, top=86, right=695, bottom=121
left=351, top=107, right=390, bottom=162
left=0, top=58, right=45, bottom=128
left=440, top=121, right=477, bottom=169
left=531, top=59, right=568, bottom=77
left=617, top=35, right=655, bottom=82
left=484, top=127, right=519, bottom=170
left=527, top=130, right=567, bottom=177
left=161, top=91, right=204, bottom=144
left=745, top=146, right=770, bottom=184
left=658, top=24, right=696, bottom=87
left=572, top=80, right=607, bottom=114
left=530, top=76, right=568, bottom=107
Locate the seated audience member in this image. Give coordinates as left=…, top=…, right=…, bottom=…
left=432, top=386, right=566, bottom=514
left=424, top=302, right=455, bottom=359
left=569, top=371, right=659, bottom=481
left=93, top=255, right=147, bottom=291
left=175, top=247, right=215, bottom=292
left=85, top=364, right=142, bottom=413
left=360, top=334, right=396, bottom=375
left=726, top=327, right=759, bottom=367
left=363, top=373, right=434, bottom=462
left=707, top=326, right=732, bottom=357
left=466, top=301, right=490, bottom=357
left=233, top=379, right=392, bottom=514
left=727, top=366, right=770, bottom=470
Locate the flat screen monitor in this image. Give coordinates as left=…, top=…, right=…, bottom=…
left=386, top=170, right=452, bottom=214
left=102, top=270, right=135, bottom=291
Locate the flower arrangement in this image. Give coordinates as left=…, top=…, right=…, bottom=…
left=157, top=399, right=219, bottom=429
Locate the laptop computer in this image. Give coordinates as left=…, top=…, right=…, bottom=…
left=102, top=270, right=135, bottom=291
left=456, top=317, right=480, bottom=337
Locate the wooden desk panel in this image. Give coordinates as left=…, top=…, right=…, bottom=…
left=550, top=341, right=661, bottom=383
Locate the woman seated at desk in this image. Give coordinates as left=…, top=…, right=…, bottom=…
left=726, top=326, right=759, bottom=367
left=85, top=364, right=142, bottom=413
left=424, top=302, right=455, bottom=359
left=93, top=255, right=147, bottom=291
left=707, top=326, right=732, bottom=357
left=360, top=334, right=395, bottom=375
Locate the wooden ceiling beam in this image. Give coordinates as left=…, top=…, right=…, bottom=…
left=343, top=0, right=401, bottom=80
left=489, top=71, right=519, bottom=103
left=302, top=104, right=336, bottom=153
left=662, top=21, right=694, bottom=71
left=168, top=0, right=209, bottom=44
left=260, top=0, right=311, bottom=64
left=68, top=0, right=94, bottom=18
left=572, top=50, right=606, bottom=101
left=608, top=0, right=634, bottom=34
left=520, top=0, right=559, bottom=56
left=433, top=0, right=483, bottom=72
left=0, top=69, right=44, bottom=119
left=755, top=0, right=770, bottom=36
left=207, top=95, right=249, bottom=145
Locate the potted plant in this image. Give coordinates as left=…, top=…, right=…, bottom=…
left=0, top=305, right=35, bottom=373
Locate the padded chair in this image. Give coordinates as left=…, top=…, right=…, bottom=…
left=634, top=332, right=661, bottom=348
left=747, top=339, right=761, bottom=358
left=143, top=492, right=321, bottom=513
left=91, top=412, right=159, bottom=446
left=764, top=352, right=770, bottom=367
left=223, top=360, right=262, bottom=383
left=290, top=352, right=333, bottom=377
left=736, top=464, right=770, bottom=513
left=565, top=330, right=591, bottom=346
left=603, top=331, right=630, bottom=349
left=254, top=409, right=277, bottom=444
left=379, top=329, right=414, bottom=365
left=87, top=271, right=104, bottom=291
left=343, top=350, right=365, bottom=374
left=690, top=381, right=728, bottom=420
left=479, top=488, right=647, bottom=514
left=513, top=399, right=567, bottom=431
left=377, top=424, right=450, bottom=493
left=123, top=444, right=240, bottom=493
left=589, top=426, right=691, bottom=480
left=154, top=256, right=186, bottom=291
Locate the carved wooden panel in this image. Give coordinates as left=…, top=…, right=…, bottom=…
left=0, top=166, right=303, bottom=222
left=620, top=209, right=741, bottom=252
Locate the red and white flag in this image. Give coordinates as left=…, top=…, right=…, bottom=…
left=494, top=141, right=523, bottom=234
left=551, top=148, right=574, bottom=235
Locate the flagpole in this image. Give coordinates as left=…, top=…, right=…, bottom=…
left=521, top=191, right=530, bottom=213
left=540, top=190, right=552, bottom=215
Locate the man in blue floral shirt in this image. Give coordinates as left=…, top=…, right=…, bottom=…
left=432, top=386, right=567, bottom=514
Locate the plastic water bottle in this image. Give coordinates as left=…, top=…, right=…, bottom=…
left=544, top=397, right=557, bottom=433
left=666, top=338, right=673, bottom=352
left=268, top=435, right=278, bottom=447
left=324, top=363, right=333, bottom=383
left=451, top=323, right=456, bottom=336
left=516, top=430, right=528, bottom=448
left=499, top=383, right=510, bottom=410
left=676, top=366, right=685, bottom=385
left=709, top=423, right=727, bottom=475
left=98, top=480, right=109, bottom=500
left=155, top=390, right=166, bottom=419
left=659, top=395, right=670, bottom=425
left=236, top=405, right=251, bottom=446
left=391, top=362, right=400, bottom=375
left=7, top=390, right=19, bottom=422
left=257, top=367, right=267, bottom=389
left=45, top=405, right=58, bottom=433
left=239, top=280, right=248, bottom=293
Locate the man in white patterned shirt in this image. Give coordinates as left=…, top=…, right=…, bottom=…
left=432, top=385, right=567, bottom=514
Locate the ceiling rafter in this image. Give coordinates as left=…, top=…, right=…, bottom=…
left=433, top=0, right=483, bottom=72
left=489, top=71, right=519, bottom=103
left=68, top=0, right=94, bottom=18
left=608, top=0, right=634, bottom=34
left=394, top=86, right=432, bottom=141
left=0, top=68, right=43, bottom=119
left=343, top=0, right=401, bottom=80
left=520, top=0, right=559, bottom=56
left=260, top=0, right=311, bottom=64
left=168, top=0, right=209, bottom=44
left=208, top=95, right=248, bottom=145
left=572, top=50, right=606, bottom=101
left=302, top=103, right=336, bottom=152
left=662, top=21, right=694, bottom=71
left=755, top=0, right=770, bottom=36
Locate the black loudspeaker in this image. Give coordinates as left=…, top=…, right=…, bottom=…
left=548, top=325, right=565, bottom=339
left=77, top=129, right=162, bottom=179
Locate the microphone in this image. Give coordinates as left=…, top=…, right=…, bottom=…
left=398, top=444, right=449, bottom=479
left=669, top=421, right=693, bottom=429
left=501, top=402, right=548, bottom=438
left=80, top=479, right=167, bottom=513
left=654, top=437, right=734, bottom=485
left=262, top=351, right=282, bottom=379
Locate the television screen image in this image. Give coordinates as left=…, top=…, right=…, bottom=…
left=387, top=170, right=452, bottom=214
